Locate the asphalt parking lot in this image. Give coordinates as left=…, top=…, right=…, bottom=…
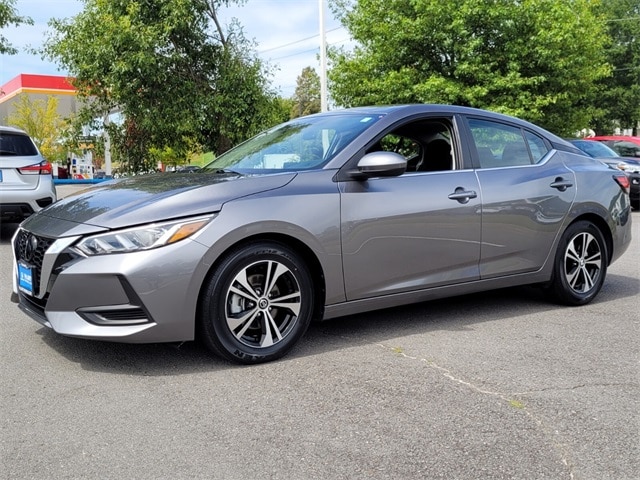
left=1, top=184, right=638, bottom=479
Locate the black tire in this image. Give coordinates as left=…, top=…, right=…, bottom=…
left=199, top=242, right=314, bottom=364
left=547, top=221, right=607, bottom=306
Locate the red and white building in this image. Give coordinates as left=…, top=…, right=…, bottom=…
left=0, top=74, right=100, bottom=178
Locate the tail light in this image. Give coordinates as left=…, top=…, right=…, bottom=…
left=17, top=161, right=52, bottom=175
left=613, top=173, right=630, bottom=193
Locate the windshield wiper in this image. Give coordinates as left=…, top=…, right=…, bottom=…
left=213, top=168, right=242, bottom=175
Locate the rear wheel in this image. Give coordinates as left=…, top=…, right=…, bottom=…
left=199, top=242, right=314, bottom=364
left=547, top=221, right=607, bottom=306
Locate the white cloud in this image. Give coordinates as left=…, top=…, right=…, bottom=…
left=1, top=0, right=351, bottom=98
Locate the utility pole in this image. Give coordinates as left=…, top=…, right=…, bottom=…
left=319, top=0, right=328, bottom=112
left=103, top=112, right=112, bottom=177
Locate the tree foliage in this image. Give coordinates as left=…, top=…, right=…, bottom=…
left=329, top=0, right=610, bottom=135
left=291, top=67, right=321, bottom=118
left=7, top=95, right=75, bottom=162
left=43, top=0, right=279, bottom=172
left=149, top=136, right=203, bottom=170
left=0, top=0, right=33, bottom=55
left=591, top=0, right=640, bottom=134
left=271, top=96, right=296, bottom=124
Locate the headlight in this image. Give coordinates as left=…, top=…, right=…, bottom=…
left=75, top=215, right=214, bottom=255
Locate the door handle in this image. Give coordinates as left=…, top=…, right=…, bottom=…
left=550, top=177, right=573, bottom=192
left=448, top=187, right=478, bottom=204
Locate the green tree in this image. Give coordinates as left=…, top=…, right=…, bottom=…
left=43, top=0, right=279, bottom=173
left=291, top=67, right=321, bottom=118
left=329, top=0, right=610, bottom=135
left=7, top=95, right=74, bottom=162
left=0, top=0, right=33, bottom=55
left=149, top=136, right=203, bottom=170
left=591, top=0, right=640, bottom=134
left=272, top=96, right=296, bottom=124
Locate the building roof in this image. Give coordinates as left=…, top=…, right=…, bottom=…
left=1, top=74, right=76, bottom=97
left=0, top=74, right=79, bottom=123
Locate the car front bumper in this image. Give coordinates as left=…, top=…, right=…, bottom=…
left=12, top=227, right=210, bottom=343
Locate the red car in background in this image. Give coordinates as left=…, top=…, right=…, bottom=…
left=586, top=136, right=640, bottom=158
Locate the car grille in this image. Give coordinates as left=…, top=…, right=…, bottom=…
left=14, top=230, right=55, bottom=297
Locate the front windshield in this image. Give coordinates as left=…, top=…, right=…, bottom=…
left=202, top=113, right=383, bottom=173
left=573, top=140, right=618, bottom=158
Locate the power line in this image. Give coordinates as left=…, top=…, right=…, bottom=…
left=269, top=47, right=319, bottom=61
left=263, top=37, right=352, bottom=61
left=257, top=16, right=640, bottom=57
left=257, top=27, right=343, bottom=54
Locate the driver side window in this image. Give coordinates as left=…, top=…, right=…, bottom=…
left=368, top=134, right=422, bottom=164
left=367, top=119, right=455, bottom=173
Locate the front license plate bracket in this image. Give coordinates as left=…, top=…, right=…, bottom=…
left=18, top=262, right=34, bottom=295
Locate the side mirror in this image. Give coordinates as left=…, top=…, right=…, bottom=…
left=349, top=151, right=407, bottom=179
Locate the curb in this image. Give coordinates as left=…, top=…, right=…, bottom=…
left=54, top=179, right=110, bottom=185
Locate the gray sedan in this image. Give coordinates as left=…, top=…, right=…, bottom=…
left=11, top=105, right=633, bottom=363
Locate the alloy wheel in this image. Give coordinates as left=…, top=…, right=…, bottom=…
left=563, top=231, right=602, bottom=294
left=225, top=259, right=302, bottom=349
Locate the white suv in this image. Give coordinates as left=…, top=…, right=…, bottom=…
left=0, top=126, right=57, bottom=222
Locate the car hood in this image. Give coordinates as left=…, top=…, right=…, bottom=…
left=30, top=172, right=296, bottom=231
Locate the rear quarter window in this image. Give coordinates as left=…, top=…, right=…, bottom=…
left=524, top=131, right=550, bottom=163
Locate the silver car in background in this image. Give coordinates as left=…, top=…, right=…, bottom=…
left=1, top=126, right=57, bottom=222
left=569, top=139, right=640, bottom=210
left=11, top=105, right=632, bottom=364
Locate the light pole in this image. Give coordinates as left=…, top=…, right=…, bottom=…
left=319, top=0, right=328, bottom=112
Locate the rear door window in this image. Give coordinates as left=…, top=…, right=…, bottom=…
left=467, top=118, right=549, bottom=168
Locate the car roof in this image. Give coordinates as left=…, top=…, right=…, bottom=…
left=0, top=125, right=29, bottom=135
left=310, top=104, right=571, bottom=145
left=311, top=104, right=538, bottom=124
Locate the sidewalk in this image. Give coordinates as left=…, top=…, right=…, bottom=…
left=54, top=178, right=109, bottom=199
left=56, top=182, right=100, bottom=199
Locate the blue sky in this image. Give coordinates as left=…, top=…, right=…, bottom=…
left=0, top=0, right=351, bottom=97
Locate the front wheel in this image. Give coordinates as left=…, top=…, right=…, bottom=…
left=199, top=242, right=314, bottom=364
left=547, top=221, right=607, bottom=306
